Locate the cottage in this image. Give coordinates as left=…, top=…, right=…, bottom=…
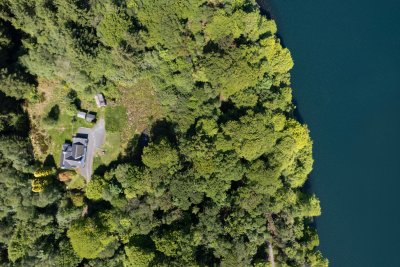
left=95, top=93, right=106, bottom=107
left=60, top=136, right=88, bottom=169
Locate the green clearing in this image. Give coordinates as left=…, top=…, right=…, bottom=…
left=29, top=82, right=100, bottom=165
left=28, top=77, right=164, bottom=171
left=105, top=106, right=127, bottom=132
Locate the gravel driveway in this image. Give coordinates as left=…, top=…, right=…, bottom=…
left=77, top=119, right=105, bottom=182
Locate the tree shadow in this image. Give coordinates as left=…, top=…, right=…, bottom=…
left=93, top=132, right=148, bottom=176
left=256, top=0, right=274, bottom=20
left=43, top=154, right=56, bottom=168
left=0, top=91, right=30, bottom=136
left=203, top=41, right=224, bottom=54
left=0, top=19, right=37, bottom=84
left=74, top=0, right=91, bottom=10
left=218, top=99, right=249, bottom=124
left=125, top=131, right=150, bottom=163
left=150, top=119, right=178, bottom=145
left=292, top=98, right=305, bottom=124
left=67, top=89, right=82, bottom=109
left=256, top=1, right=289, bottom=48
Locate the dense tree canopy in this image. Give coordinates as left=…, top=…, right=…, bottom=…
left=0, top=0, right=327, bottom=266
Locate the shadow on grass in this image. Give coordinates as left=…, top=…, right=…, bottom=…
left=44, top=154, right=56, bottom=168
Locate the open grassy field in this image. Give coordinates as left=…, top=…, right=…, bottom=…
left=116, top=78, right=165, bottom=142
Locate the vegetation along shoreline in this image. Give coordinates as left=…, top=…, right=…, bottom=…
left=0, top=0, right=327, bottom=266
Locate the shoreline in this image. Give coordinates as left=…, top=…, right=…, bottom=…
left=257, top=0, right=321, bottom=238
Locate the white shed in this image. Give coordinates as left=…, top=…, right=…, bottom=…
left=77, top=111, right=86, bottom=119
left=95, top=93, right=106, bottom=107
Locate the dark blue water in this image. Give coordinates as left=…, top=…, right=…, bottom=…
left=260, top=0, right=400, bottom=266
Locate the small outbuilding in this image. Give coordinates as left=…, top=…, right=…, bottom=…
left=77, top=111, right=86, bottom=119
left=85, top=113, right=96, bottom=123
left=77, top=111, right=96, bottom=123
left=95, top=93, right=106, bottom=108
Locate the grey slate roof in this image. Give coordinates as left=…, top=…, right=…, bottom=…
left=60, top=136, right=88, bottom=170
left=85, top=113, right=96, bottom=122
left=77, top=111, right=96, bottom=122
left=72, top=143, right=84, bottom=159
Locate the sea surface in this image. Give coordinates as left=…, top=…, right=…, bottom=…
left=259, top=0, right=400, bottom=266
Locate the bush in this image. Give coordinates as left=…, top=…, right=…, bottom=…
left=43, top=105, right=60, bottom=125
left=49, top=105, right=60, bottom=120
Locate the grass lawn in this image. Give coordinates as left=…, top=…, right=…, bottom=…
left=105, top=106, right=127, bottom=132
left=94, top=132, right=121, bottom=168
left=27, top=79, right=103, bottom=163
left=46, top=113, right=93, bottom=166
left=27, top=76, right=165, bottom=173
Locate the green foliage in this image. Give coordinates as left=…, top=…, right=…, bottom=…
left=295, top=194, right=322, bottom=217
left=0, top=136, right=34, bottom=173
left=53, top=240, right=81, bottom=267
left=0, top=69, right=37, bottom=101
left=68, top=191, right=85, bottom=207
left=196, top=118, right=219, bottom=136
left=307, top=250, right=329, bottom=267
left=113, top=164, right=150, bottom=199
left=202, top=46, right=269, bottom=97
left=217, top=112, right=279, bottom=161
left=7, top=225, right=34, bottom=262
left=204, top=10, right=275, bottom=42
left=56, top=199, right=82, bottom=229
left=67, top=174, right=86, bottom=190
left=134, top=0, right=201, bottom=56
left=153, top=229, right=196, bottom=263
left=67, top=218, right=118, bottom=259
left=97, top=4, right=130, bottom=48
left=85, top=175, right=106, bottom=200
left=142, top=139, right=179, bottom=169
left=123, top=244, right=155, bottom=267
left=8, top=217, right=54, bottom=262
left=0, top=0, right=325, bottom=266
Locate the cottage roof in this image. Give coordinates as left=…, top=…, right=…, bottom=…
left=72, top=143, right=85, bottom=159
left=60, top=136, right=88, bottom=169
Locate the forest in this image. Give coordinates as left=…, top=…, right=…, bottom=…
left=0, top=0, right=327, bottom=266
